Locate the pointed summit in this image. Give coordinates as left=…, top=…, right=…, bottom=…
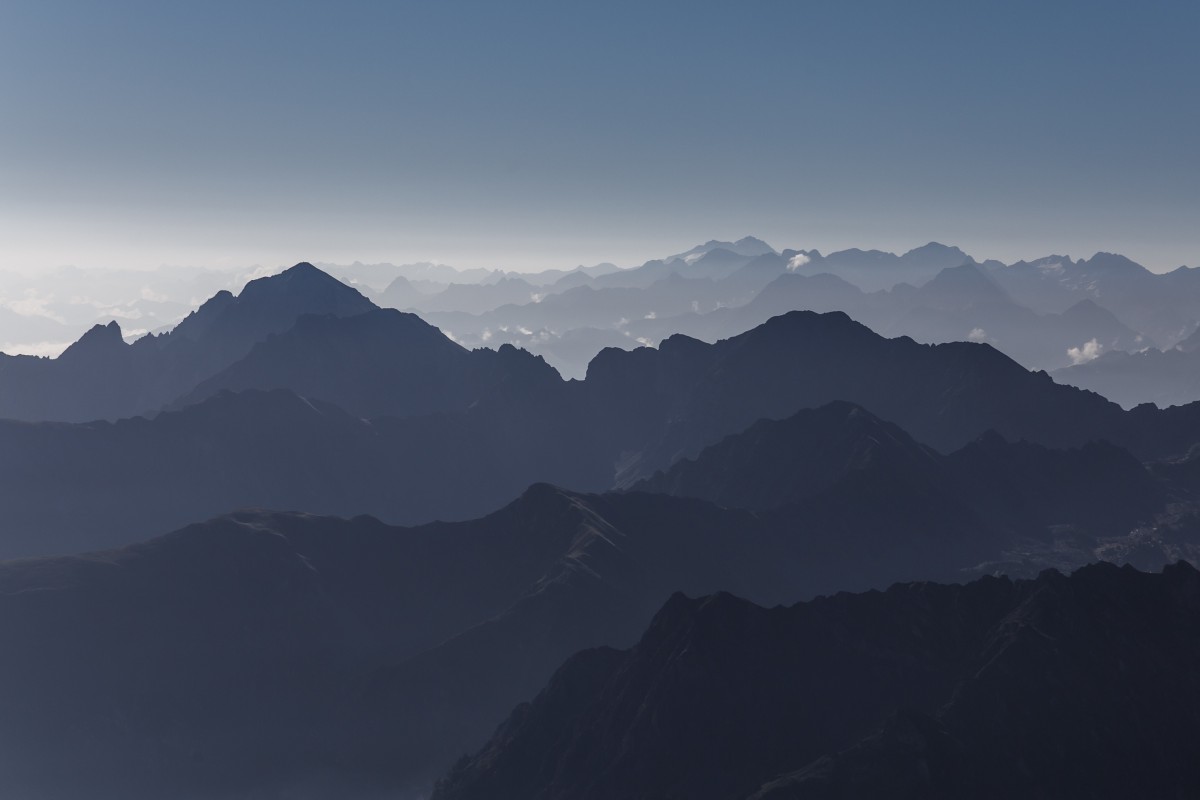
left=170, top=262, right=375, bottom=345
left=237, top=262, right=374, bottom=310
left=58, top=320, right=127, bottom=362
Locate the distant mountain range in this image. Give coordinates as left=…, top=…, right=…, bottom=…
left=6, top=240, right=1197, bottom=399
left=434, top=562, right=1200, bottom=800
left=405, top=243, right=1189, bottom=379
left=1054, top=325, right=1200, bottom=408
left=0, top=263, right=256, bottom=355
left=613, top=263, right=1147, bottom=376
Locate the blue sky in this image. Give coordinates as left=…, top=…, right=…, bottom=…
left=1, top=0, right=1197, bottom=272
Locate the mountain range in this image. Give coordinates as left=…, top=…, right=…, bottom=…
left=434, top=561, right=1200, bottom=800
left=0, top=263, right=374, bottom=422
left=10, top=264, right=1200, bottom=558
left=1, top=398, right=1198, bottom=797
left=409, top=246, right=1172, bottom=379
left=615, top=263, right=1147, bottom=375
left=3, top=246, right=1200, bottom=798
left=1054, top=324, right=1200, bottom=408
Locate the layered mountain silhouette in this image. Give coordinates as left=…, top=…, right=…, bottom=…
left=170, top=307, right=564, bottom=419
left=420, top=253, right=1153, bottom=377
left=394, top=275, right=541, bottom=315
left=1, top=400, right=1196, bottom=797
left=789, top=241, right=984, bottom=291
left=8, top=249, right=1171, bottom=414
left=619, top=263, right=1147, bottom=373
left=632, top=401, right=1164, bottom=543
left=0, top=385, right=609, bottom=558
left=434, top=562, right=1200, bottom=800
left=667, top=236, right=777, bottom=263
left=4, top=242, right=1194, bottom=392
left=1054, top=341, right=1200, bottom=409
left=0, top=263, right=374, bottom=422
left=4, top=243, right=1199, bottom=800
left=0, top=489, right=823, bottom=797
left=10, top=301, right=1200, bottom=557
left=633, top=401, right=946, bottom=510
left=987, top=252, right=1200, bottom=348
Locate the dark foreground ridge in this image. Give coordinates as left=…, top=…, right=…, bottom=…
left=1, top=398, right=1197, bottom=800
left=434, top=562, right=1200, bottom=800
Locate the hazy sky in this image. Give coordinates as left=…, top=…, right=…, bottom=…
left=1, top=0, right=1197, bottom=273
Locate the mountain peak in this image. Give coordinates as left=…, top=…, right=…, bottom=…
left=58, top=320, right=127, bottom=361
left=169, top=262, right=375, bottom=347
left=733, top=236, right=776, bottom=253
left=1080, top=252, right=1150, bottom=276
left=282, top=261, right=321, bottom=274
left=434, top=564, right=1200, bottom=800
left=669, top=237, right=776, bottom=263
left=901, top=242, right=974, bottom=266
left=239, top=262, right=371, bottom=303
left=917, top=263, right=1011, bottom=305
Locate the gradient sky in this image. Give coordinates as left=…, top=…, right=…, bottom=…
left=1, top=0, right=1197, bottom=273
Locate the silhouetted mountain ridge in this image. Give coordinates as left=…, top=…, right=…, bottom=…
left=434, top=562, right=1200, bottom=800
left=1, top=403, right=1198, bottom=795
left=633, top=401, right=945, bottom=510
left=0, top=262, right=375, bottom=422
left=11, top=305, right=1200, bottom=557
left=170, top=307, right=562, bottom=418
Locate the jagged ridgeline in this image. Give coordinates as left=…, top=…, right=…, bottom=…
left=434, top=563, right=1200, bottom=800
left=1, top=256, right=1200, bottom=798
left=6, top=263, right=1200, bottom=558
left=0, top=402, right=1198, bottom=796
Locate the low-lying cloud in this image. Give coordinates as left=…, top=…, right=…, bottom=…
left=1, top=340, right=75, bottom=357
left=1068, top=338, right=1102, bottom=365
left=787, top=253, right=811, bottom=272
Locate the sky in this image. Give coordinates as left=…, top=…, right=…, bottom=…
left=1, top=0, right=1197, bottom=273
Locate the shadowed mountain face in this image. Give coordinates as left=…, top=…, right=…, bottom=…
left=632, top=401, right=949, bottom=511
left=631, top=402, right=1168, bottom=553
left=0, top=489, right=851, bottom=798
left=0, top=263, right=375, bottom=422
left=0, top=385, right=606, bottom=558
left=170, top=307, right=564, bottom=419
left=2, top=401, right=1198, bottom=798
left=0, top=501, right=599, bottom=799
left=4, top=245, right=1199, bottom=800
left=9, top=305, right=1200, bottom=558
left=581, top=310, right=1200, bottom=482
left=433, top=562, right=1200, bottom=800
